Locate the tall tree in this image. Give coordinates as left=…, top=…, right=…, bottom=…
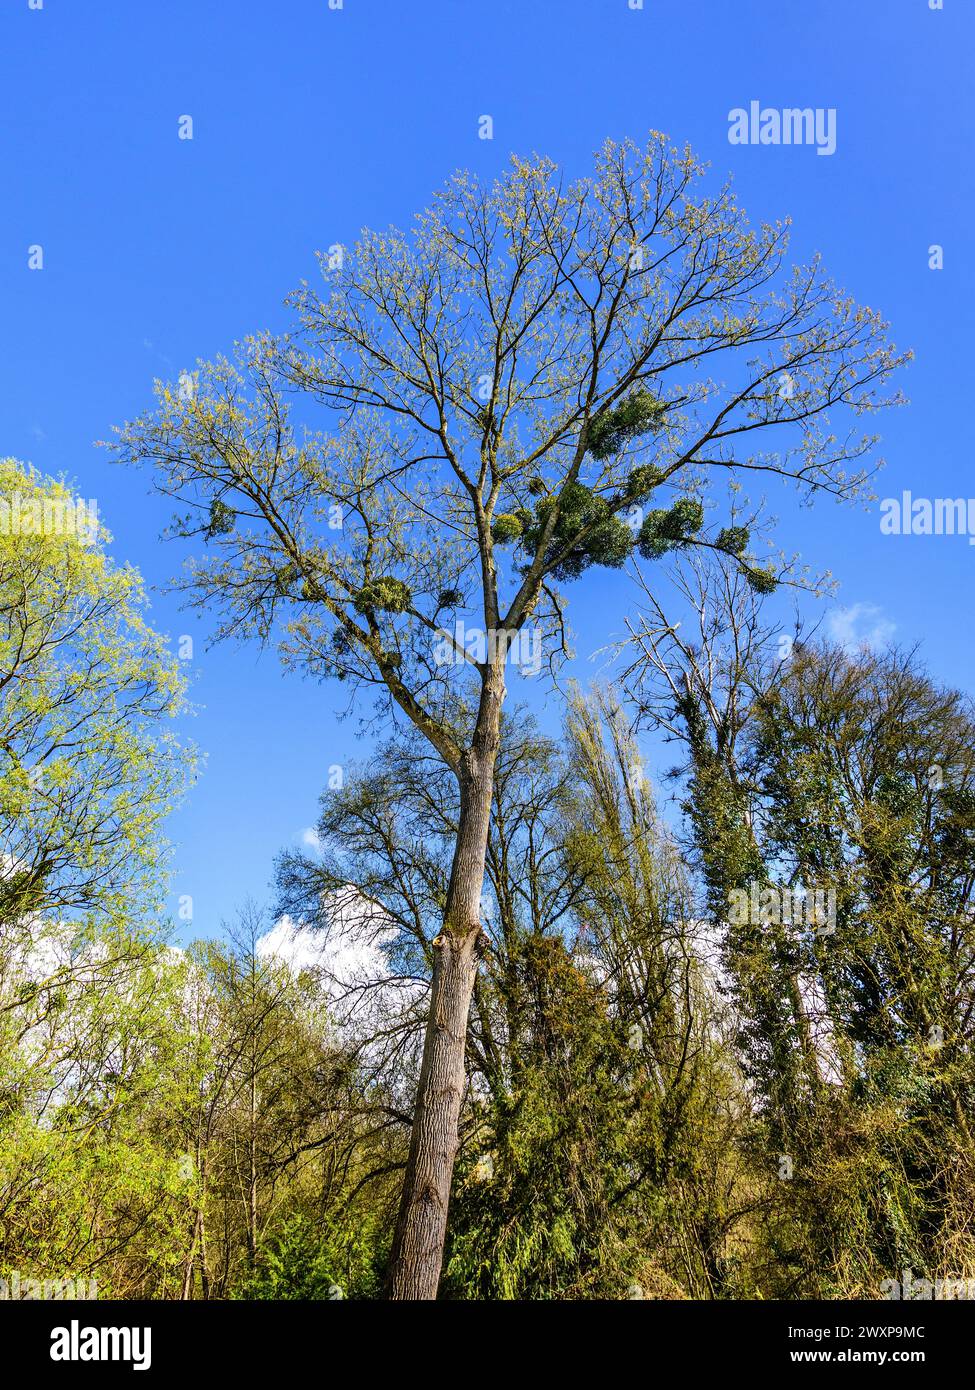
left=280, top=702, right=743, bottom=1299
left=112, top=136, right=905, bottom=1296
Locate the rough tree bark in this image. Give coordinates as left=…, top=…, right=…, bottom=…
left=385, top=668, right=505, bottom=1299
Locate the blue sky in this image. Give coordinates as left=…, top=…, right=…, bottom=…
left=2, top=0, right=972, bottom=939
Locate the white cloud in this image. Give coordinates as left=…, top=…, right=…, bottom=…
left=257, top=891, right=424, bottom=1084
left=300, top=826, right=322, bottom=851
left=826, top=602, right=896, bottom=654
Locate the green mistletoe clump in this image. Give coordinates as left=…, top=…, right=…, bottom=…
left=354, top=577, right=413, bottom=615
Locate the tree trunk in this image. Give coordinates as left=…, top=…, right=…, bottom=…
left=385, top=669, right=504, bottom=1299
left=248, top=1071, right=258, bottom=1267
left=180, top=1208, right=204, bottom=1301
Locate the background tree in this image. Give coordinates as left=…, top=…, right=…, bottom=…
left=0, top=458, right=191, bottom=1295
left=0, top=909, right=402, bottom=1300
left=112, top=135, right=906, bottom=1296
left=620, top=539, right=975, bottom=1295
left=164, top=911, right=399, bottom=1301
left=0, top=455, right=194, bottom=1291
left=749, top=642, right=975, bottom=1291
